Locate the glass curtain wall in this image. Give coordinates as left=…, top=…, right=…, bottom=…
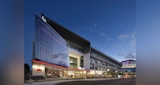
left=35, top=15, right=69, bottom=67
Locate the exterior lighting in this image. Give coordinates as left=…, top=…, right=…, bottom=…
left=41, top=16, right=46, bottom=22
left=90, top=70, right=95, bottom=74
left=107, top=69, right=110, bottom=71
left=70, top=60, right=73, bottom=63
left=32, top=64, right=44, bottom=69
left=78, top=67, right=82, bottom=69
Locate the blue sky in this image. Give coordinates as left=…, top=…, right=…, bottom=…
left=25, top=0, right=136, bottom=65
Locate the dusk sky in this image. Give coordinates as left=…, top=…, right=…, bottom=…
left=25, top=0, right=136, bottom=66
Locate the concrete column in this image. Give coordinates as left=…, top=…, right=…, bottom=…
left=83, top=53, right=90, bottom=70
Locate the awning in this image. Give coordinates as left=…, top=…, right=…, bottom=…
left=32, top=60, right=86, bottom=71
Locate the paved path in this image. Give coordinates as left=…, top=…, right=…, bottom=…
left=24, top=78, right=135, bottom=85
left=55, top=79, right=135, bottom=85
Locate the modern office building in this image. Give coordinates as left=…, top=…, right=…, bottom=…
left=32, top=14, right=122, bottom=79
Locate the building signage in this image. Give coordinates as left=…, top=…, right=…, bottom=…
left=36, top=68, right=42, bottom=72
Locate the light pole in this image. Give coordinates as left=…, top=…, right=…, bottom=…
left=115, top=70, right=118, bottom=78
left=107, top=69, right=110, bottom=78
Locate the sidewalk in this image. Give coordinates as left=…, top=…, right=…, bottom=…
left=24, top=78, right=119, bottom=85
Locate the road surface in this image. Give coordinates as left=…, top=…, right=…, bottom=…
left=55, top=79, right=135, bottom=85
left=24, top=78, right=135, bottom=85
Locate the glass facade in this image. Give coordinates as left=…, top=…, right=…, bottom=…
left=90, top=58, right=95, bottom=69
left=90, top=57, right=120, bottom=72
left=34, top=15, right=69, bottom=67
left=122, top=60, right=136, bottom=68
left=69, top=56, right=78, bottom=68
left=90, top=58, right=103, bottom=70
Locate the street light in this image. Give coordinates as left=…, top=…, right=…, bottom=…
left=107, top=69, right=110, bottom=78
left=115, top=70, right=118, bottom=78
left=107, top=69, right=110, bottom=71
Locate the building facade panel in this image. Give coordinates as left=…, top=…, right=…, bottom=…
left=83, top=52, right=90, bottom=70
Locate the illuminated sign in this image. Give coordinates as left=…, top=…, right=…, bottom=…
left=36, top=68, right=42, bottom=72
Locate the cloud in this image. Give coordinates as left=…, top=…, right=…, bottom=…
left=118, top=53, right=125, bottom=58
left=98, top=32, right=112, bottom=42
left=93, top=22, right=98, bottom=28
left=107, top=37, right=112, bottom=41
left=118, top=32, right=136, bottom=46
left=118, top=51, right=136, bottom=60
left=87, top=22, right=112, bottom=41
left=131, top=32, right=136, bottom=39
left=98, top=32, right=106, bottom=37
left=130, top=32, right=136, bottom=46
left=125, top=52, right=136, bottom=59
left=118, top=34, right=130, bottom=40
left=130, top=39, right=136, bottom=46
left=87, top=22, right=98, bottom=32
left=89, top=27, right=94, bottom=32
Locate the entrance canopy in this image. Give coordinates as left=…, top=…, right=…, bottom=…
left=32, top=60, right=86, bottom=71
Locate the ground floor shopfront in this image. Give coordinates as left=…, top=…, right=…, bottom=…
left=32, top=60, right=87, bottom=79
left=32, top=60, right=118, bottom=79
left=122, top=72, right=136, bottom=78
left=45, top=68, right=87, bottom=79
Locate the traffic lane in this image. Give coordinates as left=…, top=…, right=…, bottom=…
left=55, top=79, right=135, bottom=85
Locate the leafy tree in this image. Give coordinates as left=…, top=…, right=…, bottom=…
left=24, top=63, right=30, bottom=76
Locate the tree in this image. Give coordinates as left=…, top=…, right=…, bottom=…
left=119, top=52, right=136, bottom=60
left=24, top=63, right=30, bottom=76
left=126, top=53, right=136, bottom=60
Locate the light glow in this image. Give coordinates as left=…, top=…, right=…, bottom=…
left=32, top=64, right=45, bottom=70
left=90, top=71, right=95, bottom=74
left=107, top=69, right=110, bottom=71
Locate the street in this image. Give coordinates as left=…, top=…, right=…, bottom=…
left=55, top=79, right=135, bottom=85
left=24, top=79, right=135, bottom=85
